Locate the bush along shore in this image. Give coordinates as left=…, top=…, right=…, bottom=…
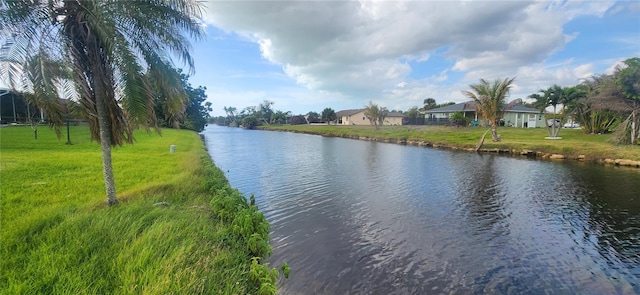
left=0, top=126, right=286, bottom=294
left=260, top=125, right=640, bottom=168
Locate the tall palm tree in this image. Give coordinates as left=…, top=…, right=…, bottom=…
left=421, top=97, right=436, bottom=111
left=615, top=57, right=640, bottom=144
left=462, top=77, right=516, bottom=142
left=1, top=0, right=204, bottom=206
left=533, top=85, right=582, bottom=138
left=363, top=101, right=388, bottom=129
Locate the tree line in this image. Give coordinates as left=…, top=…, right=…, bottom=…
left=528, top=57, right=640, bottom=145
left=215, top=100, right=397, bottom=130
left=214, top=100, right=340, bottom=129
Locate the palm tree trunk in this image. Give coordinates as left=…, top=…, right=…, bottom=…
left=95, top=86, right=119, bottom=206
left=551, top=105, right=558, bottom=137
left=490, top=122, right=499, bottom=142
left=632, top=101, right=637, bottom=144
left=90, top=47, right=118, bottom=206
left=475, top=128, right=490, bottom=151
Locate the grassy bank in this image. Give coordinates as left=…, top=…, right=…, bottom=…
left=261, top=125, right=640, bottom=163
left=0, top=125, right=280, bottom=294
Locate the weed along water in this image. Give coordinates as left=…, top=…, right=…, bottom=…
left=202, top=125, right=640, bottom=294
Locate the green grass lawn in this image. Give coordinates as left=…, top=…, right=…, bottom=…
left=1, top=125, right=278, bottom=294
left=262, top=125, right=640, bottom=162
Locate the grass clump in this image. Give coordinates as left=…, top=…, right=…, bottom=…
left=0, top=125, right=281, bottom=294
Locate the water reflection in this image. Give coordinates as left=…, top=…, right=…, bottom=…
left=202, top=126, right=640, bottom=294
left=569, top=165, right=640, bottom=280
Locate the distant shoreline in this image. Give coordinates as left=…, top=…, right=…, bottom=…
left=258, top=125, right=640, bottom=169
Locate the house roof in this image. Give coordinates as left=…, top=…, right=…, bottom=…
left=423, top=101, right=542, bottom=114
left=422, top=102, right=475, bottom=113
left=335, top=109, right=363, bottom=117
left=504, top=105, right=541, bottom=114
left=336, top=109, right=404, bottom=117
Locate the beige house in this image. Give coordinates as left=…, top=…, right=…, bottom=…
left=336, top=109, right=404, bottom=126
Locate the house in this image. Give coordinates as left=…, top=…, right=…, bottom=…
left=421, top=101, right=545, bottom=128
left=336, top=109, right=404, bottom=126
left=422, top=102, right=477, bottom=122
left=501, top=105, right=545, bottom=128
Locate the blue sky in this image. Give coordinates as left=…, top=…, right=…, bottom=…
left=185, top=1, right=640, bottom=117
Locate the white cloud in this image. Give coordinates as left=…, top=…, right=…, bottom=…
left=605, top=59, right=626, bottom=75
left=201, top=0, right=629, bottom=112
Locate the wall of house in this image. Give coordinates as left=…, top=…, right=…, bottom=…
left=425, top=113, right=450, bottom=119
left=383, top=116, right=403, bottom=125
left=340, top=111, right=403, bottom=125
left=422, top=111, right=548, bottom=128
left=503, top=112, right=545, bottom=128
left=341, top=111, right=370, bottom=125
left=339, top=115, right=349, bottom=125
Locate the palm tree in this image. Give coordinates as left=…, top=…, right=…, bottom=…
left=532, top=85, right=582, bottom=139
left=223, top=106, right=238, bottom=126
left=363, top=101, right=388, bottom=129
left=462, top=77, right=516, bottom=142
left=1, top=0, right=204, bottom=206
left=614, top=57, right=640, bottom=144
left=419, top=97, right=436, bottom=111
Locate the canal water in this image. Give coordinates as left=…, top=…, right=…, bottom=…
left=201, top=125, right=640, bottom=294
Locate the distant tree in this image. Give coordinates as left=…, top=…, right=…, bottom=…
left=531, top=85, right=581, bottom=139
left=181, top=84, right=212, bottom=132
left=258, top=100, right=274, bottom=124
left=240, top=106, right=257, bottom=118
left=321, top=108, right=336, bottom=124
left=290, top=115, right=306, bottom=125
left=242, top=115, right=258, bottom=129
left=154, top=71, right=211, bottom=132
left=405, top=106, right=420, bottom=119
left=613, top=57, right=640, bottom=144
left=564, top=76, right=618, bottom=134
left=223, top=106, right=238, bottom=126
left=363, top=101, right=389, bottom=129
left=421, top=98, right=436, bottom=111
left=462, top=77, right=516, bottom=143
left=306, top=111, right=320, bottom=124
left=271, top=110, right=288, bottom=124
left=211, top=115, right=226, bottom=126
left=8, top=91, right=43, bottom=138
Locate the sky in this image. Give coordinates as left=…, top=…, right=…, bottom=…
left=185, top=1, right=639, bottom=117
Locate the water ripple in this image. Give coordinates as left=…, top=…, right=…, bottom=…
left=202, top=126, right=640, bottom=294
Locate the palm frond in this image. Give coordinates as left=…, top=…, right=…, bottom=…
left=23, top=52, right=67, bottom=133
left=4, top=0, right=203, bottom=144
left=148, top=61, right=187, bottom=128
